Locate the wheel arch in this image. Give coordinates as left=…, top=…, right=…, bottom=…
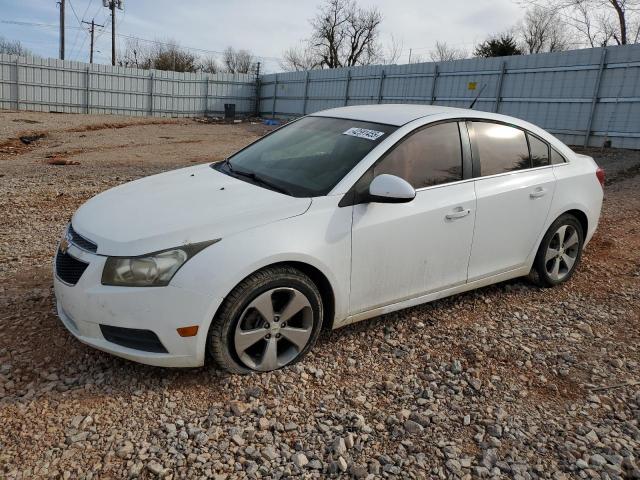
left=528, top=207, right=590, bottom=270
left=564, top=209, right=588, bottom=237
left=211, top=260, right=337, bottom=332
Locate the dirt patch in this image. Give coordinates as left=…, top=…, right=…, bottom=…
left=12, top=118, right=41, bottom=124
left=65, top=119, right=176, bottom=133
left=0, top=133, right=46, bottom=158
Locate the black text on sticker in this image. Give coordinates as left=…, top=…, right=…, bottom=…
left=343, top=127, right=385, bottom=141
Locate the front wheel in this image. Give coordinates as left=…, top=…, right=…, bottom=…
left=208, top=266, right=323, bottom=374
left=531, top=214, right=584, bottom=287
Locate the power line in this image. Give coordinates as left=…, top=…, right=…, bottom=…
left=75, top=0, right=97, bottom=60
left=81, top=0, right=95, bottom=21
left=67, top=0, right=84, bottom=26
left=0, top=19, right=284, bottom=62
left=65, top=0, right=92, bottom=61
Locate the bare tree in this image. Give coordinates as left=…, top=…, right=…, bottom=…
left=631, top=15, right=640, bottom=42
left=119, top=39, right=197, bottom=72
left=517, top=0, right=640, bottom=47
left=517, top=6, right=570, bottom=53
left=222, top=47, right=256, bottom=74
left=429, top=41, right=467, bottom=61
left=283, top=0, right=383, bottom=70
left=281, top=45, right=320, bottom=71
left=0, top=36, right=35, bottom=56
left=608, top=0, right=633, bottom=43
left=381, top=34, right=403, bottom=64
left=341, top=1, right=383, bottom=66
left=199, top=57, right=219, bottom=74
left=119, top=38, right=154, bottom=69
left=152, top=42, right=198, bottom=72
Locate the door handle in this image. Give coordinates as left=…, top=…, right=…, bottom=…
left=530, top=187, right=547, bottom=199
left=445, top=207, right=471, bottom=220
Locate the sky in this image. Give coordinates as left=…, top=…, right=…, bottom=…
left=0, top=0, right=525, bottom=73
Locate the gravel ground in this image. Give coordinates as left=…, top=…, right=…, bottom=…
left=0, top=112, right=639, bottom=480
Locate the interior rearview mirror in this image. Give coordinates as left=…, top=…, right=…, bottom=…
left=368, top=174, right=416, bottom=203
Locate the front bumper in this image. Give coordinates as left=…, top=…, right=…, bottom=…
left=53, top=243, right=222, bottom=368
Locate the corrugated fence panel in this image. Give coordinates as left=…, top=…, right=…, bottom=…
left=3, top=45, right=640, bottom=148
left=0, top=54, right=257, bottom=119
left=258, top=44, right=640, bottom=149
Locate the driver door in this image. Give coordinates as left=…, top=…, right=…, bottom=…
left=348, top=122, right=476, bottom=315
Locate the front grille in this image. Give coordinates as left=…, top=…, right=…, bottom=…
left=68, top=225, right=97, bottom=253
left=55, top=250, right=89, bottom=285
left=99, top=325, right=168, bottom=353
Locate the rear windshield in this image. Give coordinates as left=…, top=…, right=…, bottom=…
left=215, top=116, right=396, bottom=197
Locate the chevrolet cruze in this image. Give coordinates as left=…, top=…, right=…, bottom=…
left=53, top=105, right=604, bottom=373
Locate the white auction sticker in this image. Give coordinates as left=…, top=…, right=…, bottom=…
left=342, top=127, right=385, bottom=141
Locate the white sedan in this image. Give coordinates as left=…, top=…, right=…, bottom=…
left=53, top=105, right=604, bottom=373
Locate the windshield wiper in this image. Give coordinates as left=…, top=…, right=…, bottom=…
left=231, top=168, right=291, bottom=195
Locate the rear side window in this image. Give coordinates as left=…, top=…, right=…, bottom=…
left=472, top=122, right=530, bottom=176
left=373, top=122, right=463, bottom=189
left=528, top=133, right=550, bottom=167
left=551, top=148, right=566, bottom=164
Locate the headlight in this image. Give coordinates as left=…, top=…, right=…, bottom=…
left=101, top=240, right=219, bottom=287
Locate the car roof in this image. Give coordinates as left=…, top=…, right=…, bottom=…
left=310, top=104, right=476, bottom=126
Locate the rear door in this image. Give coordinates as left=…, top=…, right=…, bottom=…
left=348, top=121, right=476, bottom=314
left=467, top=121, right=556, bottom=281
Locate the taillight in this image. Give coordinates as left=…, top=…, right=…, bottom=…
left=596, top=167, right=605, bottom=189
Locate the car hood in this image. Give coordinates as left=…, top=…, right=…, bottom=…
left=72, top=164, right=312, bottom=256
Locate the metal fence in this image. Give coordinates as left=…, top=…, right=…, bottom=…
left=259, top=44, right=640, bottom=149
left=2, top=45, right=640, bottom=148
left=0, top=54, right=257, bottom=117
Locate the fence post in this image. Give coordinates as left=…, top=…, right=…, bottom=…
left=15, top=57, right=20, bottom=110
left=302, top=71, right=310, bottom=115
left=149, top=73, right=154, bottom=117
left=377, top=69, right=385, bottom=104
left=344, top=70, right=351, bottom=106
left=171, top=75, right=176, bottom=117
left=429, top=65, right=439, bottom=105
left=584, top=48, right=607, bottom=148
left=271, top=74, right=278, bottom=118
left=86, top=67, right=91, bottom=114
left=203, top=76, right=209, bottom=117
left=254, top=61, right=261, bottom=117
left=493, top=61, right=506, bottom=113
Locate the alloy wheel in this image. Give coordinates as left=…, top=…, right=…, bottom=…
left=544, top=224, right=580, bottom=282
left=233, top=288, right=313, bottom=371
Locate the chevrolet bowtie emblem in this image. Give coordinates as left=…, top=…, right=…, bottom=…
left=59, top=237, right=70, bottom=254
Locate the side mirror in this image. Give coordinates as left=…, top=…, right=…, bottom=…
left=368, top=174, right=416, bottom=203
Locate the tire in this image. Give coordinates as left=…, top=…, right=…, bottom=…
left=208, top=266, right=324, bottom=374
left=530, top=213, right=584, bottom=287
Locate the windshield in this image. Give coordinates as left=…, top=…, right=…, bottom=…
left=214, top=116, right=396, bottom=197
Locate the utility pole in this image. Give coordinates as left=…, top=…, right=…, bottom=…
left=102, top=0, right=123, bottom=66
left=82, top=19, right=105, bottom=64
left=58, top=0, right=65, bottom=60
left=110, top=1, right=116, bottom=65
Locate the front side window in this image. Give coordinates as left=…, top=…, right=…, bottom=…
left=217, top=117, right=396, bottom=197
left=472, top=122, right=530, bottom=177
left=528, top=133, right=550, bottom=168
left=372, top=122, right=463, bottom=189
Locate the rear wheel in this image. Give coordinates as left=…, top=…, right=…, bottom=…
left=208, top=266, right=323, bottom=374
left=531, top=214, right=584, bottom=287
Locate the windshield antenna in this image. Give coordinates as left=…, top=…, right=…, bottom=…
left=468, top=84, right=487, bottom=110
